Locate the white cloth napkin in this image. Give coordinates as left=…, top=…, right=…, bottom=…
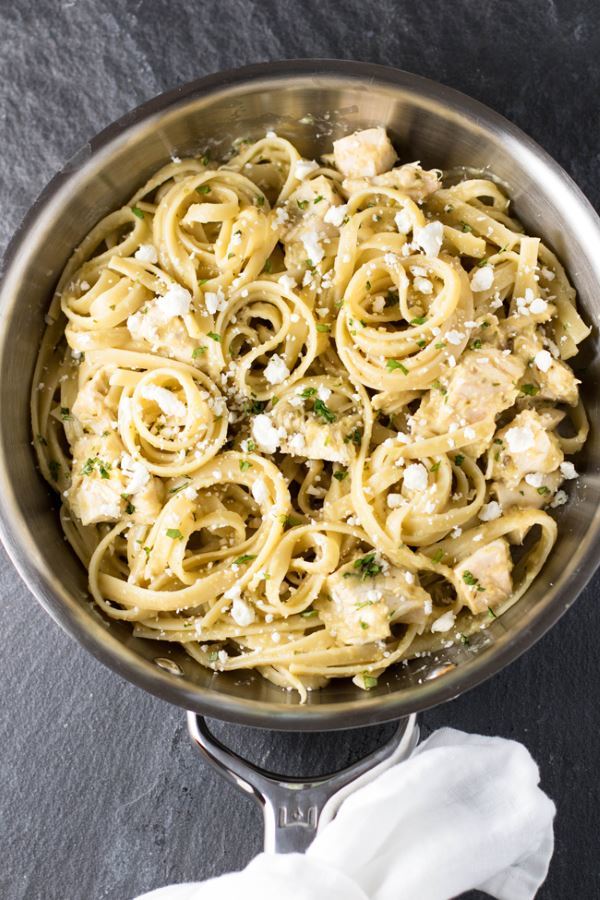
left=135, top=727, right=555, bottom=900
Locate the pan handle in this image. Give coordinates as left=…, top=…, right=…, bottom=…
left=187, top=712, right=419, bottom=854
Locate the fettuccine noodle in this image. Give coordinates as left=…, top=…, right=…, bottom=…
left=32, top=127, right=589, bottom=700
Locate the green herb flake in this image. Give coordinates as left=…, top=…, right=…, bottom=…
left=300, top=387, right=317, bottom=398
left=460, top=221, right=473, bottom=233
left=435, top=342, right=446, bottom=349
left=256, top=195, right=265, bottom=207
left=313, top=399, right=336, bottom=423
left=239, top=460, right=252, bottom=472
left=262, top=259, right=273, bottom=274
left=207, top=332, right=221, bottom=342
left=301, top=608, right=318, bottom=618
left=471, top=339, right=482, bottom=350
left=432, top=548, right=444, bottom=563
left=196, top=184, right=211, bottom=194
left=316, top=323, right=331, bottom=333
left=313, top=195, right=324, bottom=205
left=362, top=674, right=378, bottom=689
left=296, top=199, right=309, bottom=210
left=192, top=346, right=207, bottom=358
left=169, top=478, right=192, bottom=494
left=432, top=379, right=447, bottom=395
left=430, top=461, right=441, bottom=473
left=166, top=528, right=184, bottom=540
left=333, top=468, right=348, bottom=481
left=352, top=553, right=384, bottom=580
left=131, top=206, right=145, bottom=219
left=488, top=608, right=498, bottom=619
left=476, top=257, right=489, bottom=268
left=520, top=383, right=539, bottom=396
left=344, top=427, right=363, bottom=447
left=48, top=460, right=61, bottom=481
left=410, top=316, right=427, bottom=325
left=536, top=485, right=551, bottom=495
left=234, top=554, right=256, bottom=565
left=386, top=359, right=409, bottom=374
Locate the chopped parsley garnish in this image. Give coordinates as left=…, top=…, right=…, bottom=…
left=430, top=460, right=441, bottom=472
left=359, top=620, right=369, bottom=630
left=300, top=387, right=317, bottom=398
left=386, top=359, right=409, bottom=374
left=316, top=323, right=331, bottom=333
left=297, top=199, right=309, bottom=209
left=246, top=399, right=268, bottom=415
left=366, top=280, right=372, bottom=290
left=454, top=454, right=465, bottom=466
left=432, top=380, right=447, bottom=395
left=361, top=674, right=378, bottom=689
left=410, top=316, right=427, bottom=325
left=460, top=633, right=471, bottom=646
left=471, top=339, right=482, bottom=349
left=198, top=278, right=210, bottom=286
left=234, top=554, right=256, bottom=565
left=313, top=399, right=336, bottom=423
left=345, top=553, right=384, bottom=580
left=520, top=383, right=539, bottom=396
left=301, top=608, right=318, bottom=618
left=434, top=341, right=446, bottom=349
left=460, top=221, right=473, bottom=233
left=262, top=259, right=273, bottom=274
left=60, top=407, right=72, bottom=420
left=48, top=460, right=61, bottom=481
left=207, top=332, right=221, bottom=342
left=333, top=468, right=348, bottom=481
left=125, top=501, right=136, bottom=515
left=245, top=440, right=256, bottom=451
left=432, top=548, right=444, bottom=563
left=488, top=608, right=498, bottom=619
left=416, top=339, right=427, bottom=348
left=201, top=153, right=210, bottom=165
left=131, top=206, right=144, bottom=219
left=313, top=195, right=324, bottom=204
left=196, top=184, right=211, bottom=194
left=82, top=457, right=111, bottom=478
left=166, top=528, right=184, bottom=540
left=255, top=195, right=265, bottom=207
left=462, top=570, right=485, bottom=591
left=476, top=257, right=489, bottom=268
left=385, top=291, right=397, bottom=308
left=239, top=460, right=252, bottom=472
left=192, top=346, right=207, bottom=358
left=344, top=427, right=363, bottom=446
left=536, top=485, right=550, bottom=495
left=169, top=478, right=192, bottom=494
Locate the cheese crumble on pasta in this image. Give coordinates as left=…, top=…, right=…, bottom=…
left=32, top=126, right=589, bottom=700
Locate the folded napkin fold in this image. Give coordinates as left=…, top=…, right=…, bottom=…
left=135, top=728, right=555, bottom=900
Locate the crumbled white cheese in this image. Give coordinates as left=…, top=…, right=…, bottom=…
left=413, top=221, right=444, bottom=258
left=541, top=267, right=555, bottom=281
left=301, top=231, right=324, bottom=265
left=288, top=433, right=305, bottom=454
left=121, top=454, right=151, bottom=495
left=560, top=461, right=578, bottom=480
left=387, top=493, right=404, bottom=509
left=317, top=386, right=331, bottom=402
left=534, top=349, right=552, bottom=373
left=505, top=426, right=534, bottom=454
left=252, top=477, right=269, bottom=504
left=394, top=209, right=412, bottom=234
left=525, top=473, right=544, bottom=488
left=134, top=244, right=158, bottom=264
left=479, top=500, right=502, bottom=521
left=529, top=297, right=548, bottom=315
left=431, top=610, right=455, bottom=633
left=470, top=266, right=494, bottom=292
left=231, top=596, right=256, bottom=627
left=445, top=330, right=464, bottom=346
left=550, top=490, right=568, bottom=508
left=252, top=414, right=281, bottom=454
left=182, top=485, right=198, bottom=501
left=414, top=276, right=433, bottom=294
left=140, top=385, right=186, bottom=418
left=264, top=354, right=290, bottom=385
left=403, top=462, right=428, bottom=491
left=404, top=571, right=415, bottom=584
left=278, top=274, right=297, bottom=292
left=294, top=159, right=319, bottom=180
left=156, top=284, right=192, bottom=318
left=205, top=289, right=226, bottom=315
left=323, top=204, right=348, bottom=227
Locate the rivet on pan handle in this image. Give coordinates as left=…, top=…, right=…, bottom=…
left=187, top=712, right=419, bottom=854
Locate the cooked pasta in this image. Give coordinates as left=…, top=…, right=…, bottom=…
left=32, top=127, right=590, bottom=700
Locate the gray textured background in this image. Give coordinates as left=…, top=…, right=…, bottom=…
left=1, top=1, right=600, bottom=898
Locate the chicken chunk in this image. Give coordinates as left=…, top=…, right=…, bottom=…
left=72, top=368, right=118, bottom=435
left=342, top=162, right=441, bottom=204
left=492, top=470, right=563, bottom=510
left=537, top=356, right=579, bottom=406
left=68, top=434, right=163, bottom=526
left=333, top=127, right=397, bottom=178
left=491, top=409, right=563, bottom=489
left=417, top=348, right=525, bottom=435
left=319, top=559, right=430, bottom=645
left=282, top=176, right=343, bottom=277
left=455, top=538, right=513, bottom=614
left=127, top=299, right=198, bottom=364
left=278, top=415, right=353, bottom=465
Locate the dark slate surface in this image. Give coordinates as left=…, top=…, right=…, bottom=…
left=1, top=2, right=600, bottom=898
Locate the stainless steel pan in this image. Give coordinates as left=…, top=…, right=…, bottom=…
left=1, top=60, right=599, bottom=853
